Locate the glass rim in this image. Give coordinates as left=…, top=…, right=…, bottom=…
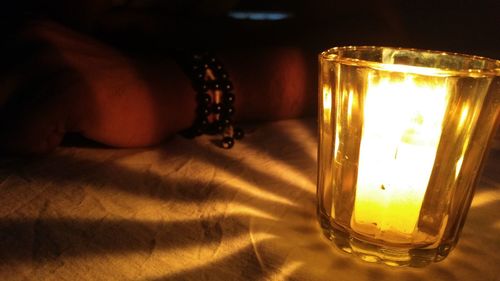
left=320, top=46, right=500, bottom=77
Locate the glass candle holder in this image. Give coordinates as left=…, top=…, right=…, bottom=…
left=317, top=46, right=499, bottom=267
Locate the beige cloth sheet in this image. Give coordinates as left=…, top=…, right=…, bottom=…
left=0, top=118, right=498, bottom=281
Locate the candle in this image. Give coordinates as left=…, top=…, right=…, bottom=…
left=317, top=46, right=499, bottom=266
left=351, top=74, right=448, bottom=242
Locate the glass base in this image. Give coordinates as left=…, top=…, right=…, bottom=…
left=319, top=212, right=452, bottom=267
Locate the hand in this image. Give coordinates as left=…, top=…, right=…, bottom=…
left=0, top=19, right=316, bottom=155
left=0, top=19, right=195, bottom=154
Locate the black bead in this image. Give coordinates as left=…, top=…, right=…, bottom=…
left=215, top=123, right=225, bottom=133
left=224, top=93, right=235, bottom=104
left=234, top=127, right=244, bottom=140
left=206, top=122, right=224, bottom=135
left=198, top=94, right=211, bottom=105
left=193, top=71, right=205, bottom=80
left=221, top=137, right=234, bottom=149
left=198, top=83, right=209, bottom=92
left=182, top=125, right=204, bottom=138
left=198, top=106, right=211, bottom=116
left=224, top=106, right=235, bottom=116
left=206, top=80, right=217, bottom=90
left=219, top=118, right=231, bottom=126
left=199, top=118, right=209, bottom=128
left=224, top=81, right=233, bottom=91
left=192, top=64, right=201, bottom=72
left=179, top=52, right=243, bottom=147
left=214, top=64, right=223, bottom=72
left=212, top=103, right=223, bottom=114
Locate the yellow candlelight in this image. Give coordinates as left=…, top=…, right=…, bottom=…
left=317, top=46, right=499, bottom=266
left=351, top=74, right=448, bottom=242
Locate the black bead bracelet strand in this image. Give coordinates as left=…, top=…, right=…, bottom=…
left=178, top=51, right=244, bottom=149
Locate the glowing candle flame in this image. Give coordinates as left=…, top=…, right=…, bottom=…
left=351, top=74, right=449, bottom=242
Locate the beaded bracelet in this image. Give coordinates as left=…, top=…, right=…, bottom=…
left=177, top=51, right=244, bottom=149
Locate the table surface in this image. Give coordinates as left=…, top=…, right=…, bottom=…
left=0, top=118, right=498, bottom=281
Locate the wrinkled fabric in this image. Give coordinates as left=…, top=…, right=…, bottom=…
left=0, top=118, right=498, bottom=281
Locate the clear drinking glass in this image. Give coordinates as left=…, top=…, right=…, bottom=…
left=317, top=46, right=499, bottom=267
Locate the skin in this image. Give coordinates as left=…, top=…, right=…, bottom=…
left=0, top=19, right=316, bottom=154
left=11, top=0, right=480, bottom=154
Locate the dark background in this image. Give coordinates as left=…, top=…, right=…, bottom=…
left=1, top=0, right=498, bottom=58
